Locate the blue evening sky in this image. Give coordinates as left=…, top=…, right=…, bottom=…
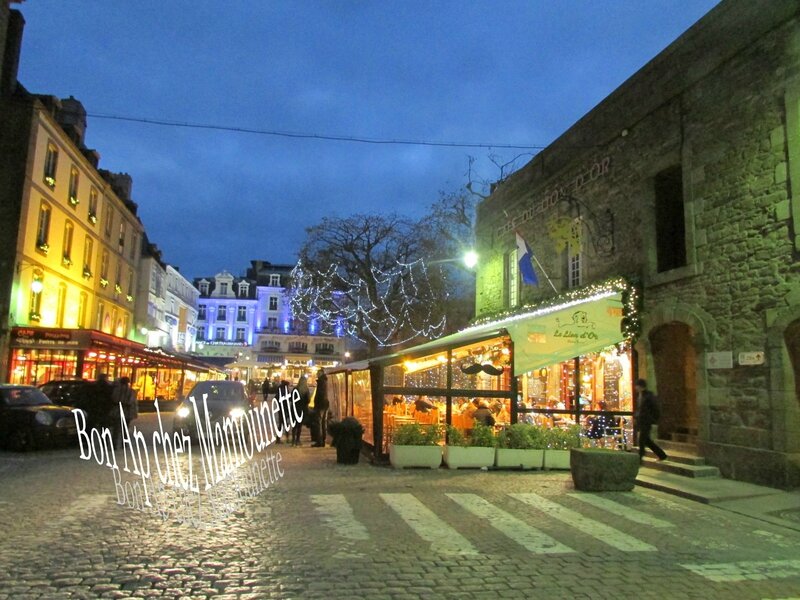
left=16, top=1, right=719, bottom=279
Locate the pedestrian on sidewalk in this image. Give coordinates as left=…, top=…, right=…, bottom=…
left=292, top=376, right=311, bottom=446
left=635, top=379, right=667, bottom=463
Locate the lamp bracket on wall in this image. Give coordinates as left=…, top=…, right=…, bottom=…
left=559, top=195, right=615, bottom=256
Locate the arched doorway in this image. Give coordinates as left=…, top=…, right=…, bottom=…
left=783, top=319, right=800, bottom=407
left=648, top=322, right=698, bottom=442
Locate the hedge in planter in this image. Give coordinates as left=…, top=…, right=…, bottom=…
left=444, top=424, right=495, bottom=469
left=495, top=424, right=546, bottom=469
left=543, top=425, right=582, bottom=470
left=570, top=447, right=639, bottom=491
left=389, top=423, right=443, bottom=469
left=328, top=417, right=364, bottom=465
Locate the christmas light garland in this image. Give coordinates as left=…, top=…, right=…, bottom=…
left=468, top=276, right=642, bottom=342
left=289, top=259, right=447, bottom=347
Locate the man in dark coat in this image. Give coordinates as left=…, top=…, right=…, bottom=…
left=635, top=379, right=667, bottom=462
left=472, top=401, right=496, bottom=427
left=312, top=370, right=329, bottom=447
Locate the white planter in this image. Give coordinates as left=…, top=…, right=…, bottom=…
left=389, top=445, right=442, bottom=469
left=444, top=446, right=495, bottom=469
left=544, top=449, right=572, bottom=470
left=495, top=448, right=545, bottom=470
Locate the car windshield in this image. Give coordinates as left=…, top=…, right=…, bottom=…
left=186, top=381, right=247, bottom=406
left=2, top=387, right=52, bottom=407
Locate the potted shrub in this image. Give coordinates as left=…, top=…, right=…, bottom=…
left=495, top=424, right=546, bottom=469
left=328, top=417, right=364, bottom=465
left=443, top=424, right=496, bottom=469
left=570, top=447, right=639, bottom=491
left=543, top=424, right=582, bottom=470
left=389, top=423, right=443, bottom=469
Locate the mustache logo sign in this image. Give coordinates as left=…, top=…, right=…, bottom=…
left=459, top=363, right=504, bottom=376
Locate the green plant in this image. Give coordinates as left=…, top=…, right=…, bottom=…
left=393, top=423, right=442, bottom=446
left=446, top=425, right=467, bottom=447
left=469, top=423, right=496, bottom=448
left=545, top=425, right=582, bottom=450
left=497, top=423, right=546, bottom=449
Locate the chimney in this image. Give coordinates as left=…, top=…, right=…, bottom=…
left=1, top=9, right=24, bottom=97
left=101, top=170, right=133, bottom=201
left=81, top=148, right=100, bottom=168
left=58, top=96, right=87, bottom=146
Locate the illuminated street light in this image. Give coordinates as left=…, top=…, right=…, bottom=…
left=463, top=250, right=478, bottom=269
left=30, top=279, right=43, bottom=294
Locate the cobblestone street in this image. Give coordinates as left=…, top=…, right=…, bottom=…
left=1, top=422, right=800, bottom=599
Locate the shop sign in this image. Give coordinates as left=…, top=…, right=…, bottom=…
left=505, top=293, right=625, bottom=374
left=706, top=351, right=733, bottom=369
left=11, top=327, right=90, bottom=348
left=738, top=351, right=765, bottom=366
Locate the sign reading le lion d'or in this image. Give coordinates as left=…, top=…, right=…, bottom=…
left=505, top=293, right=625, bottom=374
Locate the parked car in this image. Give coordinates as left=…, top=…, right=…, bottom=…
left=39, top=379, right=94, bottom=412
left=0, top=385, right=78, bottom=451
left=173, top=380, right=251, bottom=439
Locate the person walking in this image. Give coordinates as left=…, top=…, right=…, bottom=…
left=635, top=379, right=667, bottom=463
left=112, top=376, right=137, bottom=430
left=292, top=376, right=311, bottom=446
left=92, top=373, right=117, bottom=445
left=312, top=370, right=329, bottom=447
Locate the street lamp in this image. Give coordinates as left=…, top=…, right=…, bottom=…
left=428, top=250, right=479, bottom=270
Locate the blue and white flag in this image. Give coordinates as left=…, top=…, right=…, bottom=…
left=515, top=232, right=539, bottom=286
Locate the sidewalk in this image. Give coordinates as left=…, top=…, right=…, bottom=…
left=636, top=467, right=800, bottom=532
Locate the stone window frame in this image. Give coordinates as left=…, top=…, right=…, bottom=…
left=785, top=83, right=800, bottom=251
left=644, top=152, right=702, bottom=286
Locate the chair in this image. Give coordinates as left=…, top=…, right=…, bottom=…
left=603, top=417, right=629, bottom=450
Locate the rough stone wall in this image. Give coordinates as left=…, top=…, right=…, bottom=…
left=473, top=0, right=800, bottom=485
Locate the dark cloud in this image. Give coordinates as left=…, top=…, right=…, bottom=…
left=17, top=0, right=719, bottom=278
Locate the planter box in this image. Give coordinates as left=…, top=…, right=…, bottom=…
left=389, top=445, right=442, bottom=469
left=335, top=444, right=361, bottom=465
left=444, top=446, right=495, bottom=469
left=495, top=448, right=544, bottom=470
left=570, top=448, right=639, bottom=491
left=543, top=449, right=571, bottom=470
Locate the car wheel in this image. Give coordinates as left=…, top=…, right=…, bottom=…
left=10, top=429, right=35, bottom=452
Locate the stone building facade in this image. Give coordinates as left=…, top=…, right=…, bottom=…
left=474, top=0, right=800, bottom=487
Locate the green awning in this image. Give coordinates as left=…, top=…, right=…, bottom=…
left=505, top=292, right=624, bottom=373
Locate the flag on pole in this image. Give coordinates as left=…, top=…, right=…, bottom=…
left=515, top=232, right=539, bottom=286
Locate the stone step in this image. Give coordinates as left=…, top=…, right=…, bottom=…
left=654, top=438, right=700, bottom=454
left=641, top=456, right=721, bottom=478
left=643, top=448, right=707, bottom=466
left=635, top=470, right=779, bottom=504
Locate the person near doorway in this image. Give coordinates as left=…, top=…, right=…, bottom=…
left=635, top=379, right=667, bottom=463
left=312, top=370, right=329, bottom=447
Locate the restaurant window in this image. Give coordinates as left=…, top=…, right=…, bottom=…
left=68, top=167, right=80, bottom=207
left=267, top=316, right=278, bottom=330
left=567, top=217, right=582, bottom=289
left=215, top=327, right=225, bottom=341
left=270, top=274, right=280, bottom=286
left=88, top=187, right=98, bottom=225
left=100, top=249, right=109, bottom=285
left=198, top=304, right=207, bottom=320
left=56, top=283, right=67, bottom=328
left=104, top=201, right=113, bottom=239
left=235, top=327, right=246, bottom=342
left=118, top=222, right=126, bottom=253
left=62, top=221, right=74, bottom=268
left=29, top=269, right=44, bottom=322
left=237, top=306, right=247, bottom=321
left=83, top=236, right=93, bottom=279
left=77, top=291, right=88, bottom=328
left=217, top=305, right=227, bottom=321
left=43, top=142, right=58, bottom=188
left=506, top=250, right=519, bottom=308
left=36, top=201, right=51, bottom=253
left=654, top=165, right=686, bottom=273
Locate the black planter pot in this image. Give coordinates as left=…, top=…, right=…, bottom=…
left=335, top=441, right=361, bottom=464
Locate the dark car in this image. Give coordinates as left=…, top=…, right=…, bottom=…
left=39, top=379, right=94, bottom=412
left=0, top=385, right=78, bottom=451
left=173, top=380, right=251, bottom=439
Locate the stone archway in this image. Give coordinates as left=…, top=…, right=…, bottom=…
left=648, top=322, right=698, bottom=441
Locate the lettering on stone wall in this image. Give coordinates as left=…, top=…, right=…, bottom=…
left=498, top=156, right=611, bottom=235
